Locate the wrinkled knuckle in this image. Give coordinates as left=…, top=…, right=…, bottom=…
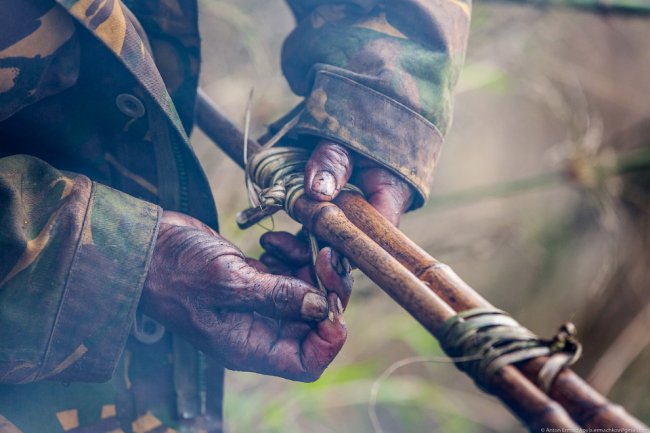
left=377, top=171, right=401, bottom=188
left=271, top=280, right=292, bottom=315
left=222, top=316, right=250, bottom=354
left=327, top=146, right=350, bottom=168
left=326, top=144, right=349, bottom=164
left=316, top=144, right=348, bottom=170
left=380, top=177, right=412, bottom=200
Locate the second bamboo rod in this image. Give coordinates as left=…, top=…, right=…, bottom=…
left=334, top=191, right=647, bottom=430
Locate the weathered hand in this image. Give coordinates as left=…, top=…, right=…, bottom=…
left=304, top=140, right=414, bottom=226
left=141, top=211, right=351, bottom=382
left=258, top=230, right=353, bottom=309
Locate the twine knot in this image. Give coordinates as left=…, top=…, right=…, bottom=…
left=439, top=308, right=582, bottom=393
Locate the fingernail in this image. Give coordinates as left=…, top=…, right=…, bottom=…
left=330, top=251, right=345, bottom=276
left=301, top=292, right=328, bottom=321
left=336, top=297, right=344, bottom=315
left=341, top=257, right=352, bottom=274
left=327, top=293, right=339, bottom=323
left=311, top=171, right=336, bottom=197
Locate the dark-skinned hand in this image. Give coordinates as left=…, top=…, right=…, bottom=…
left=141, top=211, right=352, bottom=382
left=304, top=140, right=415, bottom=226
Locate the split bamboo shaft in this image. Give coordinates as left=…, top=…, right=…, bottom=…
left=293, top=198, right=578, bottom=430
left=333, top=191, right=648, bottom=430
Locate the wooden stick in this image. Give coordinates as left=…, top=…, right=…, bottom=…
left=333, top=192, right=647, bottom=430
left=293, top=198, right=579, bottom=430
left=194, top=90, right=646, bottom=430
left=196, top=88, right=261, bottom=167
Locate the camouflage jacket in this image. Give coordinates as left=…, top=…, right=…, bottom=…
left=0, top=0, right=470, bottom=432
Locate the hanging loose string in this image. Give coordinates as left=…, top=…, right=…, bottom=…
left=368, top=354, right=485, bottom=433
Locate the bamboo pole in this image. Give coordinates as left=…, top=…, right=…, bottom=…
left=293, top=198, right=578, bottom=430
left=334, top=192, right=647, bottom=430
left=194, top=90, right=647, bottom=431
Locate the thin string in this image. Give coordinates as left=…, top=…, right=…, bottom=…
left=368, top=354, right=485, bottom=433
left=242, top=88, right=276, bottom=232
left=309, top=234, right=325, bottom=293
left=243, top=88, right=253, bottom=171
left=260, top=110, right=302, bottom=150
left=243, top=88, right=259, bottom=208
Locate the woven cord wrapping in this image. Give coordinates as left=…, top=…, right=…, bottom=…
left=237, top=146, right=363, bottom=228
left=439, top=308, right=582, bottom=393
left=237, top=146, right=360, bottom=291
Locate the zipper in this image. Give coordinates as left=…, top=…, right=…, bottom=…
left=170, top=138, right=190, bottom=213
left=170, top=137, right=207, bottom=417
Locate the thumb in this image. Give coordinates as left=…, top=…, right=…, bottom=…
left=245, top=271, right=329, bottom=322
left=305, top=140, right=353, bottom=201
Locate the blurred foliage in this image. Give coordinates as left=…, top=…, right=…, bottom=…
left=191, top=1, right=650, bottom=431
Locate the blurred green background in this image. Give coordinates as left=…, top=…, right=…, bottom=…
left=191, top=2, right=650, bottom=432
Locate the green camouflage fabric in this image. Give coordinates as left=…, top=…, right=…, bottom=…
left=0, top=0, right=471, bottom=432
left=0, top=0, right=221, bottom=431
left=282, top=0, right=472, bottom=208
left=0, top=155, right=159, bottom=383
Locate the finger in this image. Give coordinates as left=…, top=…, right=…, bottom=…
left=299, top=292, right=347, bottom=381
left=243, top=271, right=329, bottom=322
left=354, top=167, right=414, bottom=226
left=279, top=320, right=313, bottom=340
left=260, top=231, right=311, bottom=265
left=259, top=253, right=293, bottom=276
left=249, top=294, right=346, bottom=381
left=211, top=306, right=347, bottom=382
left=245, top=258, right=268, bottom=273
left=295, top=265, right=317, bottom=287
left=315, top=248, right=353, bottom=308
left=305, top=140, right=353, bottom=201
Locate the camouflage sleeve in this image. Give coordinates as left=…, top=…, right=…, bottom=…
left=0, top=155, right=161, bottom=384
left=281, top=0, right=471, bottom=208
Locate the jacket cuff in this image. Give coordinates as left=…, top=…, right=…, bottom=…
left=291, top=67, right=444, bottom=209
left=42, top=183, right=161, bottom=382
